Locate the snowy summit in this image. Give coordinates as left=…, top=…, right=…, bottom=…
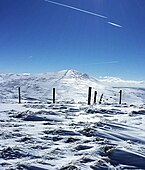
left=0, top=69, right=145, bottom=105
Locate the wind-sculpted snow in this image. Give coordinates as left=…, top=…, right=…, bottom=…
left=1, top=70, right=145, bottom=169
left=0, top=102, right=145, bottom=169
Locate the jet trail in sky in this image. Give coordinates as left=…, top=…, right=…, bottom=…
left=107, top=21, right=122, bottom=28
left=44, top=0, right=107, bottom=19
left=44, top=0, right=122, bottom=28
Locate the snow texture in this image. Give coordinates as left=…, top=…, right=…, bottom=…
left=0, top=70, right=145, bottom=169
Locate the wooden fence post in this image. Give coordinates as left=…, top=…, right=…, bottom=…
left=18, top=87, right=21, bottom=104
left=99, top=94, right=103, bottom=104
left=53, top=88, right=55, bottom=104
left=119, top=90, right=122, bottom=104
left=88, top=87, right=92, bottom=105
left=94, top=91, right=97, bottom=104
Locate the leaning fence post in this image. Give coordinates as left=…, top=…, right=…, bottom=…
left=18, top=87, right=21, bottom=104
left=99, top=94, right=103, bottom=104
left=53, top=88, right=55, bottom=104
left=88, top=87, right=92, bottom=105
left=94, top=91, right=97, bottom=104
left=119, top=90, right=122, bottom=104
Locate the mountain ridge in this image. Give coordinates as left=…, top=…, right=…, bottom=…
left=0, top=69, right=145, bottom=105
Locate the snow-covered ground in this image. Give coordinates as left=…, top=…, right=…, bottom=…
left=0, top=69, right=145, bottom=105
left=0, top=70, right=145, bottom=169
left=1, top=102, right=145, bottom=169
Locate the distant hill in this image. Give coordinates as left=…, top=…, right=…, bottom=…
left=0, top=69, right=145, bottom=105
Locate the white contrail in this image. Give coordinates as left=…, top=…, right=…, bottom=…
left=44, top=0, right=122, bottom=28
left=107, top=21, right=122, bottom=28
left=44, top=0, right=107, bottom=19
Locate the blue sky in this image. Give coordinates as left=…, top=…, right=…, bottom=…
left=0, top=0, right=145, bottom=80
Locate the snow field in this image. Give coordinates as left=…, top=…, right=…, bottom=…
left=0, top=102, right=145, bottom=169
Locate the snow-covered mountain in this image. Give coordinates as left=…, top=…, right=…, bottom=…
left=0, top=69, right=145, bottom=105
left=1, top=70, right=145, bottom=170
left=98, top=76, right=145, bottom=88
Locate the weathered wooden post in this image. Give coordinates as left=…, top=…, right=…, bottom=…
left=53, top=88, right=55, bottom=104
left=18, top=87, right=21, bottom=104
left=119, top=90, right=122, bottom=104
left=88, top=87, right=92, bottom=105
left=99, top=94, right=103, bottom=104
left=94, top=91, right=97, bottom=104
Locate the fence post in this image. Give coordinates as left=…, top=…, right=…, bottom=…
left=119, top=90, right=122, bottom=104
left=99, top=94, right=103, bottom=104
left=94, top=91, right=97, bottom=104
left=88, top=87, right=92, bottom=105
left=18, top=87, right=21, bottom=104
left=53, top=88, right=55, bottom=104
